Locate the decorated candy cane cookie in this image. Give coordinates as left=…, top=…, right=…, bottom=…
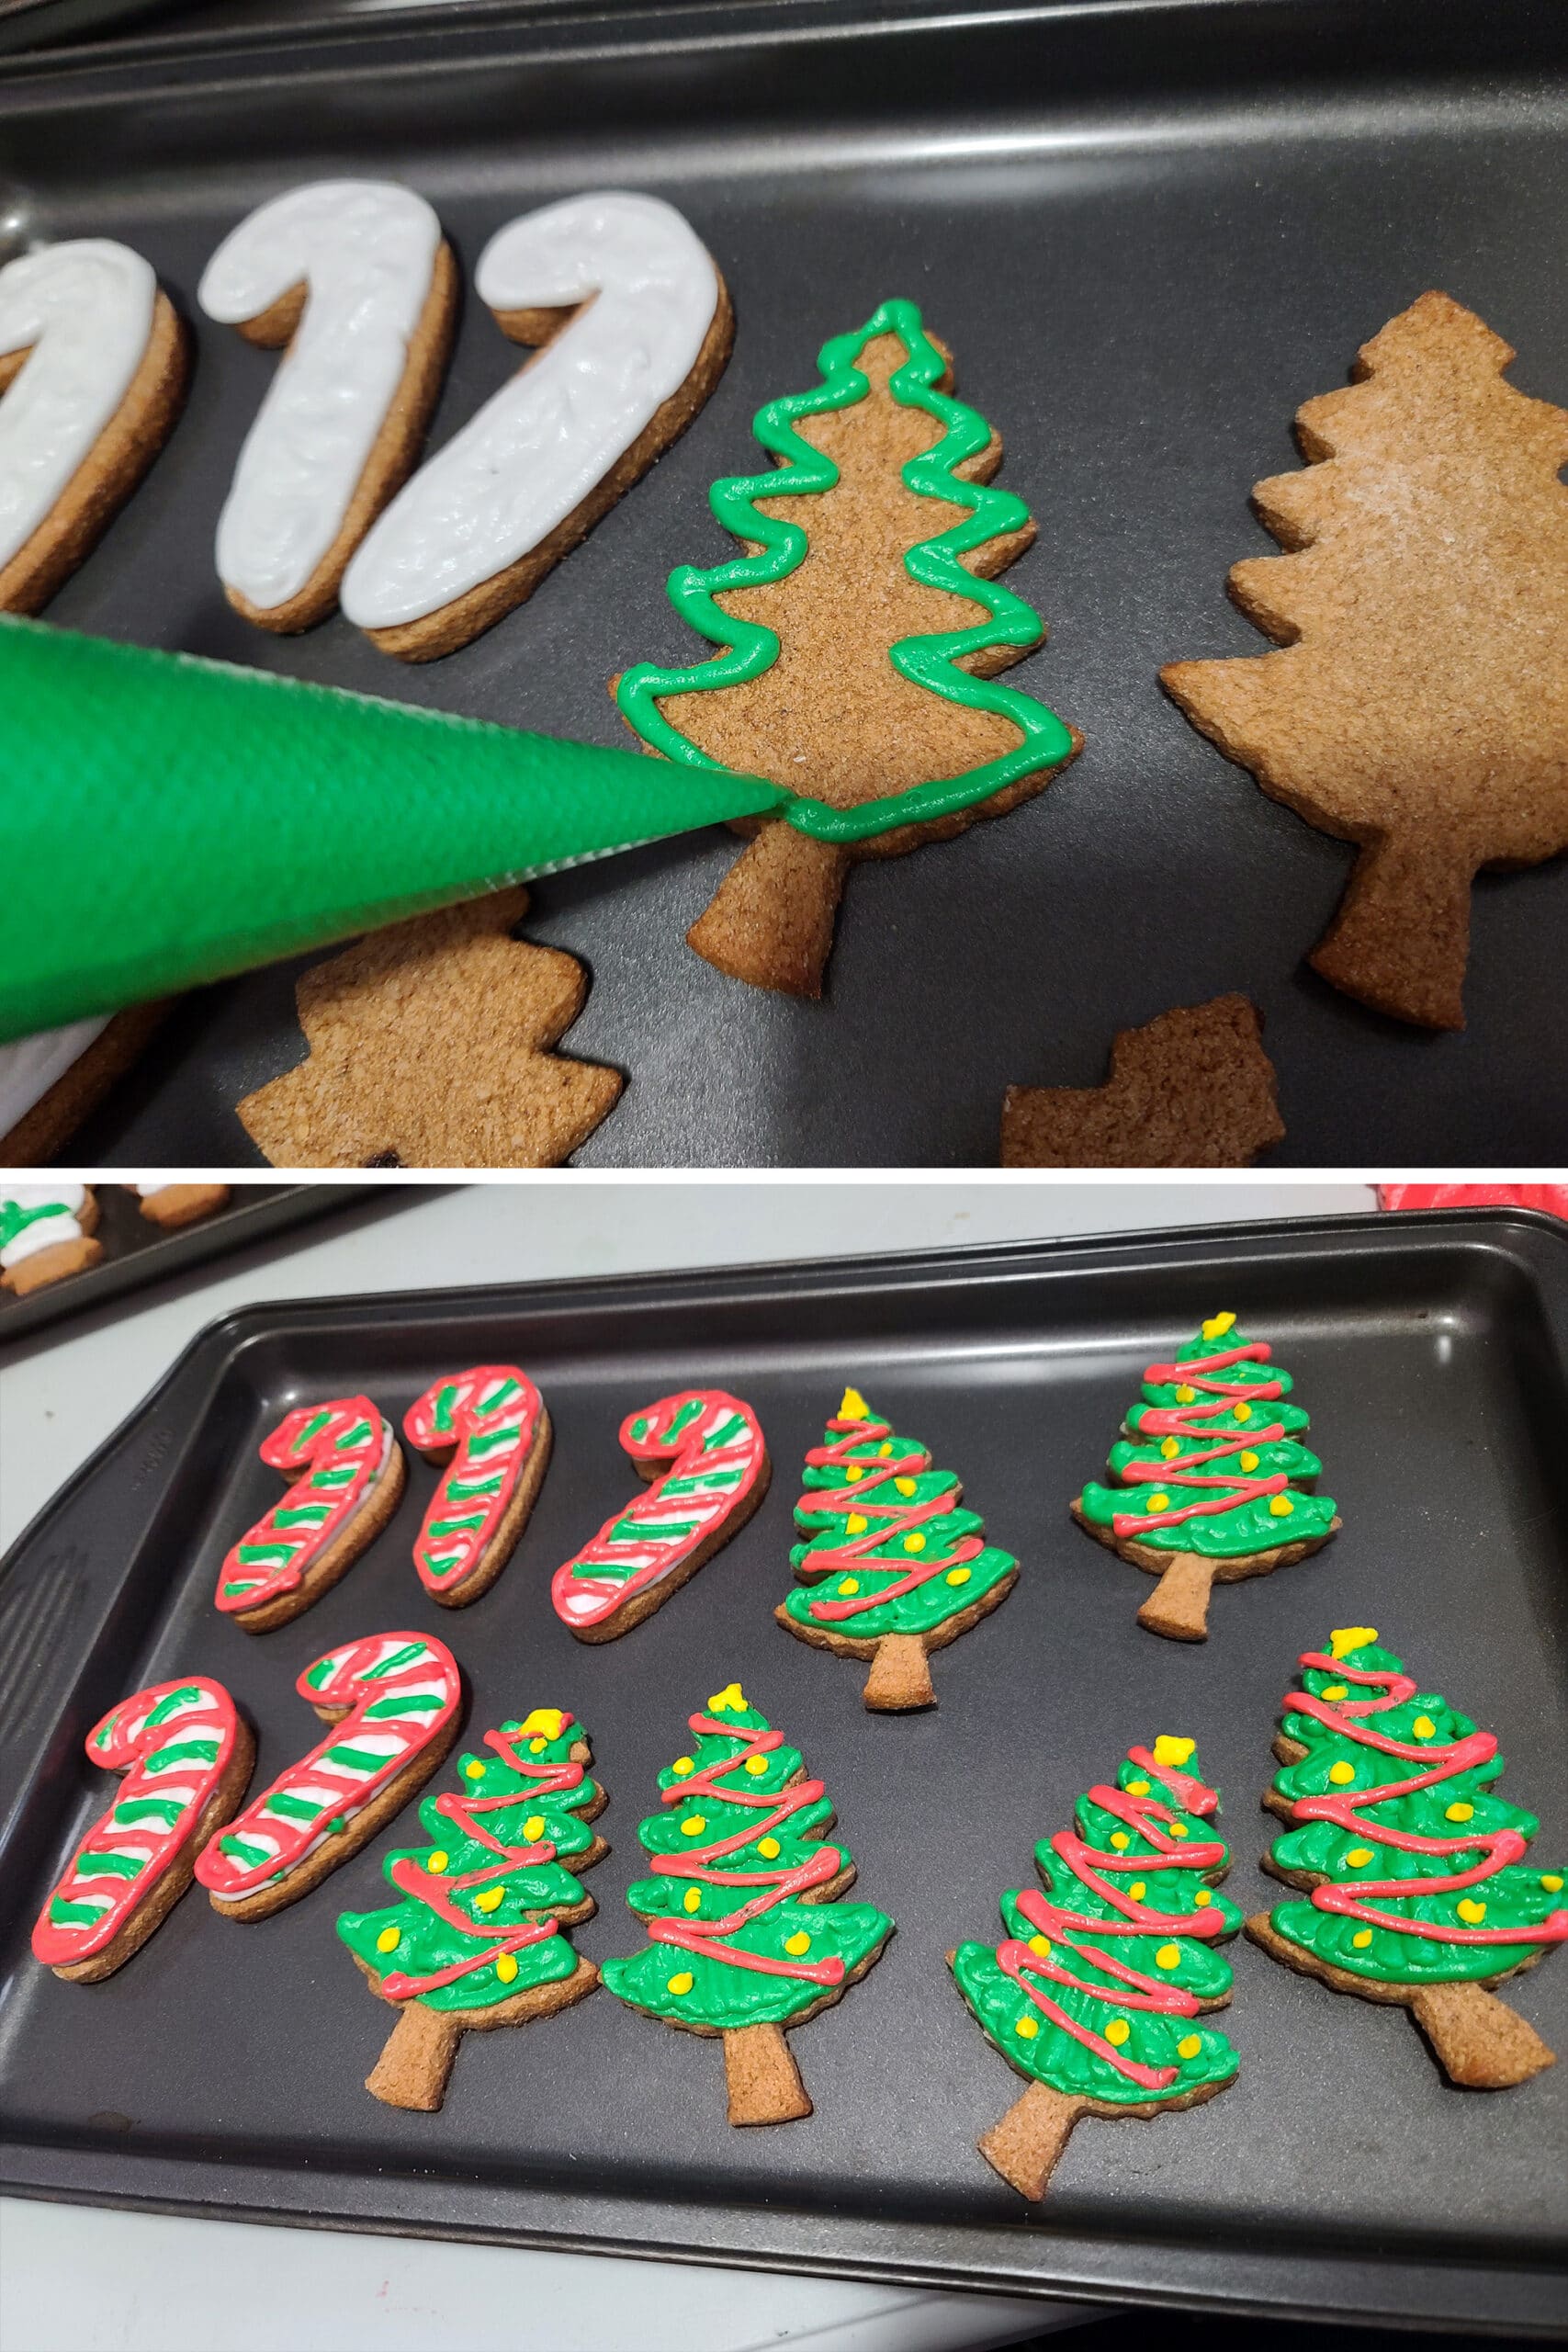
left=337, top=1706, right=606, bottom=2109
left=404, top=1366, right=551, bottom=1607
left=216, top=1395, right=405, bottom=1632
left=551, top=1391, right=770, bottom=1641
left=128, top=1182, right=231, bottom=1230
left=0, top=239, right=187, bottom=615
left=32, top=1679, right=253, bottom=1983
left=340, top=191, right=732, bottom=661
left=199, top=181, right=457, bottom=632
left=197, top=1632, right=461, bottom=1917
left=1, top=1184, right=102, bottom=1298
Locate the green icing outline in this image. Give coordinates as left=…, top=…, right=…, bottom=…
left=615, top=297, right=1076, bottom=844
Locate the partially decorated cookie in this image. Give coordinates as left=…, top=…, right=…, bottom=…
left=551, top=1391, right=770, bottom=1640
left=1, top=1184, right=102, bottom=1297
left=0, top=239, right=187, bottom=615
left=1249, top=1628, right=1566, bottom=2088
left=197, top=1634, right=461, bottom=1918
left=405, top=1366, right=551, bottom=1608
left=215, top=1395, right=405, bottom=1631
left=31, top=1679, right=254, bottom=1983
left=337, top=1706, right=605, bottom=2110
left=951, top=1736, right=1241, bottom=2199
left=776, top=1387, right=1018, bottom=1710
left=1073, top=1313, right=1339, bottom=1640
left=601, top=1684, right=893, bottom=2124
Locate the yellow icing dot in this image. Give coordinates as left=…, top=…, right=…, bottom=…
left=1128, top=1882, right=1147, bottom=1901
left=666, top=1972, right=694, bottom=1995
left=1126, top=1779, right=1151, bottom=1797
left=708, top=1682, right=745, bottom=1714
left=1175, top=1385, right=1196, bottom=1405
left=844, top=1465, right=863, bottom=1484
left=845, top=1513, right=869, bottom=1535
left=1029, top=1933, right=1053, bottom=1957
left=903, top=1532, right=927, bottom=1553
left=1329, top=1761, right=1357, bottom=1786
left=745, top=1755, right=769, bottom=1775
left=837, top=1578, right=861, bottom=1596
left=529, top=1738, right=547, bottom=1755
left=1321, top=1684, right=1348, bottom=1702
left=519, top=1707, right=565, bottom=1740
left=1178, top=2034, right=1202, bottom=2059
left=1238, top=1451, right=1259, bottom=1473
left=1412, top=1715, right=1436, bottom=1739
left=1235, top=1402, right=1253, bottom=1425
left=1145, top=1493, right=1170, bottom=1513
left=1346, top=1848, right=1374, bottom=1868
left=784, top=1932, right=811, bottom=1956
left=1015, top=2017, right=1039, bottom=2039
left=427, top=1850, right=449, bottom=1874
left=1160, top=1437, right=1179, bottom=1459
left=758, top=1837, right=781, bottom=1859
left=523, top=1815, right=547, bottom=1841
left=895, top=1476, right=917, bottom=1498
left=1330, top=1626, right=1378, bottom=1658
left=1168, top=1823, right=1189, bottom=1839
left=1105, top=2019, right=1131, bottom=2047
left=1194, top=1889, right=1213, bottom=1907
left=1153, top=1736, right=1195, bottom=1767
left=1202, top=1313, right=1236, bottom=1340
left=1110, top=1831, right=1131, bottom=1850
left=681, top=1815, right=707, bottom=1836
left=465, top=1759, right=484, bottom=1781
left=1541, top=1875, right=1563, bottom=1893
left=1446, top=1804, right=1474, bottom=1824
left=1155, top=1944, right=1181, bottom=1969
left=376, top=1927, right=400, bottom=1953
left=496, top=1954, right=518, bottom=1984
left=671, top=1757, right=694, bottom=1777
left=839, top=1387, right=870, bottom=1421
left=1457, top=1898, right=1486, bottom=1925
left=1269, top=1495, right=1293, bottom=1518
left=475, top=1886, right=505, bottom=1914
left=683, top=1889, right=702, bottom=1914
left=1352, top=1929, right=1374, bottom=1949
left=879, top=1442, right=894, bottom=1457
left=945, top=1566, right=972, bottom=1588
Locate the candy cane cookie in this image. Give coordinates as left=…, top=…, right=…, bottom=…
left=197, top=1633, right=462, bottom=1918
left=216, top=1396, right=405, bottom=1632
left=552, top=1391, right=770, bottom=1641
left=404, top=1367, right=551, bottom=1607
left=1, top=1184, right=102, bottom=1298
left=32, top=1679, right=254, bottom=1983
left=0, top=239, right=187, bottom=615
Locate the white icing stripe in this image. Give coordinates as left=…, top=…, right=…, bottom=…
left=1, top=1184, right=88, bottom=1271
left=0, top=241, right=157, bottom=571
left=341, top=190, right=718, bottom=629
left=0, top=1017, right=112, bottom=1140
left=198, top=181, right=443, bottom=612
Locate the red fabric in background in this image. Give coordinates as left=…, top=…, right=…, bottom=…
left=1379, top=1185, right=1568, bottom=1222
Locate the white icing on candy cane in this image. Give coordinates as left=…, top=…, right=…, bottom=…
left=341, top=190, right=719, bottom=630
left=198, top=181, right=443, bottom=613
left=196, top=1633, right=460, bottom=1903
left=0, top=240, right=157, bottom=572
left=0, top=1184, right=88, bottom=1270
left=0, top=1020, right=111, bottom=1140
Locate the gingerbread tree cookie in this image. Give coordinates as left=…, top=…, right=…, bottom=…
left=601, top=1684, right=893, bottom=2124
left=1162, top=291, right=1568, bottom=1030
left=1074, top=1314, right=1338, bottom=1641
left=951, top=1736, right=1241, bottom=2199
left=777, top=1387, right=1019, bottom=1710
left=1250, top=1628, right=1566, bottom=2088
left=615, top=297, right=1081, bottom=996
left=237, top=888, right=621, bottom=1167
left=336, top=1705, right=605, bottom=2110
left=1002, top=995, right=1284, bottom=1167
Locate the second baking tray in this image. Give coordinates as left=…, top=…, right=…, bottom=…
left=2, top=0, right=1566, bottom=1166
left=2, top=1207, right=1565, bottom=2328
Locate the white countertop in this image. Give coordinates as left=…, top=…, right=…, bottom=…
left=0, top=1176, right=1373, bottom=2352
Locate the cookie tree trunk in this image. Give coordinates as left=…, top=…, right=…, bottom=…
left=1135, top=1552, right=1215, bottom=1642
left=723, top=2021, right=814, bottom=2124
left=1408, top=1982, right=1556, bottom=2089
left=863, top=1633, right=935, bottom=1712
left=687, top=827, right=849, bottom=997
left=1308, top=836, right=1476, bottom=1033
left=367, top=1998, right=464, bottom=2110
left=977, top=2083, right=1089, bottom=2200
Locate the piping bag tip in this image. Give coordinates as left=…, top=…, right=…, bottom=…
left=0, top=617, right=790, bottom=1044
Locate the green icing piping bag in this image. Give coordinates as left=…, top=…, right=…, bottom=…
left=1, top=617, right=787, bottom=1046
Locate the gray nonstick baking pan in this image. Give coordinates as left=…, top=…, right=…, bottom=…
left=1, top=1207, right=1564, bottom=2326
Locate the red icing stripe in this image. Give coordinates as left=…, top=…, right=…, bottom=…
left=798, top=1409, right=980, bottom=1622
left=1111, top=1342, right=1290, bottom=1538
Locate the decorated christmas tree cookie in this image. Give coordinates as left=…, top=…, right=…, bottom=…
left=951, top=1736, right=1242, bottom=2199
left=1073, top=1313, right=1339, bottom=1641
left=336, top=1705, right=605, bottom=2110
left=1250, top=1628, right=1567, bottom=2088
left=777, top=1388, right=1018, bottom=1710
left=615, top=297, right=1081, bottom=997
left=601, top=1684, right=893, bottom=2123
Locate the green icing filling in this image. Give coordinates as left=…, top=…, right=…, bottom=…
left=1264, top=1640, right=1565, bottom=1985
left=951, top=1750, right=1241, bottom=2107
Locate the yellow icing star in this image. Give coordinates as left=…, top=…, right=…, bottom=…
left=519, top=1707, right=566, bottom=1741
left=1202, top=1313, right=1236, bottom=1340
left=838, top=1387, right=871, bottom=1422
left=1329, top=1626, right=1379, bottom=1658
left=1153, top=1736, right=1195, bottom=1768
left=707, top=1682, right=745, bottom=1714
